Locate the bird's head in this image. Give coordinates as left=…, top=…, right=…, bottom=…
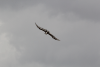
left=45, top=32, right=47, bottom=35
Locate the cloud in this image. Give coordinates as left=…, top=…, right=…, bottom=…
left=0, top=32, right=21, bottom=67
left=0, top=0, right=100, bottom=21
left=0, top=3, right=100, bottom=67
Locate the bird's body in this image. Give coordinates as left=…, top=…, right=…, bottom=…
left=35, top=23, right=60, bottom=41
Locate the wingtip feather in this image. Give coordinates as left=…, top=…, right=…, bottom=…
left=57, top=40, right=60, bottom=41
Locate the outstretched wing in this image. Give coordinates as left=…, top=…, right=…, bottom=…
left=35, top=23, right=60, bottom=41
left=35, top=23, right=47, bottom=32
left=48, top=32, right=60, bottom=41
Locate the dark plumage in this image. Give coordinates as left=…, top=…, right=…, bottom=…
left=35, top=23, right=60, bottom=41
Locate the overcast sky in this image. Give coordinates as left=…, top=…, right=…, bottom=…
left=0, top=0, right=100, bottom=67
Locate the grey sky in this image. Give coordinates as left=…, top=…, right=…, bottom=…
left=0, top=0, right=100, bottom=67
left=0, top=0, right=100, bottom=21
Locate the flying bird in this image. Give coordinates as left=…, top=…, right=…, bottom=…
left=35, top=23, right=60, bottom=41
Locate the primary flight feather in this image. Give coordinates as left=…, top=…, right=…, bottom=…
left=35, top=23, right=60, bottom=41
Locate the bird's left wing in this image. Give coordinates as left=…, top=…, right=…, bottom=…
left=35, top=23, right=47, bottom=32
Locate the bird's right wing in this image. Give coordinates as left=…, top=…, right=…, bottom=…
left=48, top=33, right=60, bottom=41
left=35, top=23, right=47, bottom=32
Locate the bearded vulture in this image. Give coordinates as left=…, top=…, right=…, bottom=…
left=35, top=23, right=60, bottom=41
